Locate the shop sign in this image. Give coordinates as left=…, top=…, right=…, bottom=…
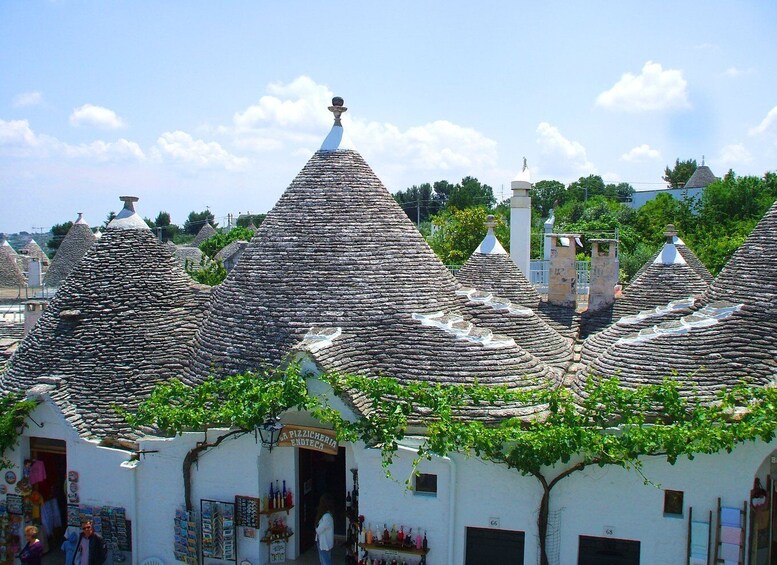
left=276, top=425, right=338, bottom=455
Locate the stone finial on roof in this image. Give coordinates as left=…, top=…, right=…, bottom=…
left=664, top=224, right=678, bottom=242
left=74, top=212, right=87, bottom=225
left=320, top=96, right=355, bottom=152
left=328, top=96, right=347, bottom=126
left=107, top=196, right=150, bottom=231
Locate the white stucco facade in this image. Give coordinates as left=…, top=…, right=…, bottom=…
left=10, top=393, right=777, bottom=565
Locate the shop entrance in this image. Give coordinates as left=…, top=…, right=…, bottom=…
left=28, top=437, right=67, bottom=556
left=297, top=446, right=346, bottom=555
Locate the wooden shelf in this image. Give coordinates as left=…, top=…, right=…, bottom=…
left=260, top=532, right=294, bottom=544
left=359, top=543, right=429, bottom=556
left=259, top=504, right=294, bottom=516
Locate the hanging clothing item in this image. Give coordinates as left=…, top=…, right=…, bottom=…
left=29, top=461, right=47, bottom=485
left=41, top=498, right=62, bottom=534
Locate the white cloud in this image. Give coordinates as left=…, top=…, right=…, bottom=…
left=620, top=144, right=660, bottom=162
left=233, top=76, right=332, bottom=132
left=0, top=119, right=42, bottom=148
left=227, top=76, right=499, bottom=183
left=63, top=139, right=146, bottom=161
left=723, top=66, right=754, bottom=78
left=156, top=130, right=248, bottom=171
left=716, top=143, right=753, bottom=168
left=596, top=61, right=690, bottom=112
left=70, top=104, right=127, bottom=129
left=749, top=106, right=777, bottom=136
left=535, top=122, right=595, bottom=179
left=0, top=118, right=143, bottom=161
left=350, top=119, right=498, bottom=172
left=13, top=91, right=43, bottom=108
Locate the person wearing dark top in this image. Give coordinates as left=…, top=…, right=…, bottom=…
left=19, top=525, right=44, bottom=565
left=72, top=521, right=108, bottom=565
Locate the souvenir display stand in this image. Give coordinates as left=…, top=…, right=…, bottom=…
left=67, top=504, right=132, bottom=562
left=713, top=498, right=746, bottom=565
left=258, top=502, right=293, bottom=563
left=201, top=499, right=236, bottom=563
left=174, top=507, right=199, bottom=565
left=687, top=507, right=711, bottom=565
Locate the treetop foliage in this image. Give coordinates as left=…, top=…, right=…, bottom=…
left=663, top=158, right=697, bottom=188
left=183, top=210, right=217, bottom=235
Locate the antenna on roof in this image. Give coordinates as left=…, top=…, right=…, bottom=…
left=701, top=155, right=705, bottom=166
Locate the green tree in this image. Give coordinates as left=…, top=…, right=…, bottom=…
left=199, top=227, right=255, bottom=259
left=184, top=256, right=228, bottom=286
left=47, top=221, right=73, bottom=251
left=428, top=206, right=508, bottom=265
left=531, top=180, right=566, bottom=218
left=236, top=214, right=266, bottom=229
left=663, top=158, right=697, bottom=188
left=447, top=176, right=496, bottom=210
left=568, top=175, right=605, bottom=202
left=103, top=211, right=117, bottom=228
left=183, top=210, right=217, bottom=235
left=393, top=183, right=443, bottom=225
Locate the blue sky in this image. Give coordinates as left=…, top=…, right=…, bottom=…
left=2, top=1, right=776, bottom=234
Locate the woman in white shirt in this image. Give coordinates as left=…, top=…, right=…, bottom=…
left=314, top=494, right=335, bottom=565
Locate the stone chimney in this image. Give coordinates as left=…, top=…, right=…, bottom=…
left=510, top=157, right=532, bottom=278
left=587, top=239, right=619, bottom=312
left=547, top=233, right=580, bottom=308
left=23, top=299, right=48, bottom=337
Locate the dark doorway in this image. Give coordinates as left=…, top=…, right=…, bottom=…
left=298, top=446, right=346, bottom=554
left=29, top=437, right=67, bottom=555
left=465, top=527, right=525, bottom=564
left=578, top=535, right=641, bottom=565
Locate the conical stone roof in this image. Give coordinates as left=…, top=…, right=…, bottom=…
left=20, top=238, right=49, bottom=266
left=2, top=197, right=211, bottom=441
left=191, top=222, right=216, bottom=247
left=632, top=231, right=712, bottom=284
left=576, top=199, right=777, bottom=399
left=581, top=229, right=709, bottom=339
left=188, top=106, right=559, bottom=418
left=455, top=220, right=575, bottom=364
left=44, top=214, right=97, bottom=287
left=685, top=164, right=717, bottom=189
left=0, top=244, right=25, bottom=287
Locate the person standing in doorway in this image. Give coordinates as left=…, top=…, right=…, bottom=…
left=315, top=493, right=335, bottom=565
left=71, top=521, right=107, bottom=565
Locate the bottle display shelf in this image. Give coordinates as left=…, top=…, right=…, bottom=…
left=261, top=532, right=294, bottom=544
left=359, top=543, right=429, bottom=556
left=259, top=504, right=294, bottom=516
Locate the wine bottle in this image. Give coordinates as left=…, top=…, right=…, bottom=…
left=269, top=482, right=274, bottom=509
left=397, top=525, right=404, bottom=543
left=282, top=480, right=287, bottom=507
left=346, top=491, right=352, bottom=511
left=383, top=524, right=390, bottom=542
left=366, top=524, right=373, bottom=544
left=415, top=529, right=422, bottom=550
left=422, top=531, right=428, bottom=550
left=390, top=524, right=397, bottom=543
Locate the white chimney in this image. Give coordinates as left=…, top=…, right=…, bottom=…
left=510, top=157, right=532, bottom=278
left=28, top=259, right=42, bottom=287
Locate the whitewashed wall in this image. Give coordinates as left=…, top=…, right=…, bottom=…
left=14, top=400, right=135, bottom=552
left=17, top=396, right=777, bottom=565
